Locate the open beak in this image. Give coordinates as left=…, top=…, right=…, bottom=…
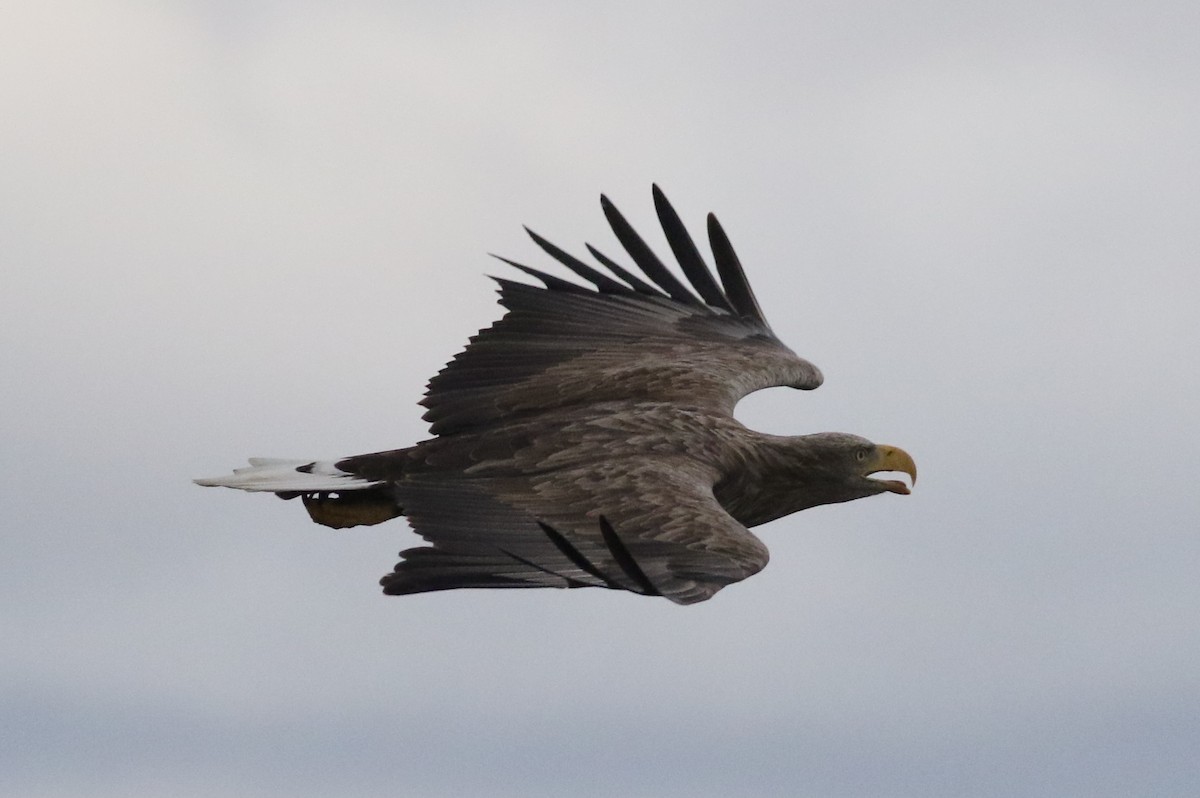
left=865, top=445, right=917, bottom=495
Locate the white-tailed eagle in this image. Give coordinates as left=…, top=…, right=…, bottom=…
left=197, top=187, right=916, bottom=604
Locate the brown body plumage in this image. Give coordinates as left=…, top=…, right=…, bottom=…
left=197, top=187, right=916, bottom=604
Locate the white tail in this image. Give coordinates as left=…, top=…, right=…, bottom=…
left=194, top=457, right=381, bottom=493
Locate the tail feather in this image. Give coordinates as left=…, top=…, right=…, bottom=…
left=196, top=457, right=405, bottom=529
left=194, top=458, right=381, bottom=493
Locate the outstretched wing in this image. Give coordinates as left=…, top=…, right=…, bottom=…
left=421, top=186, right=823, bottom=436
left=379, top=453, right=769, bottom=605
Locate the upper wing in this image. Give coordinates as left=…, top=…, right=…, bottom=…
left=379, top=453, right=770, bottom=605
left=421, top=186, right=823, bottom=435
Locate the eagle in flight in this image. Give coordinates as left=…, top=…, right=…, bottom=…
left=197, top=187, right=916, bottom=604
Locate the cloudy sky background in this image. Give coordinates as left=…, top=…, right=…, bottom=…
left=3, top=2, right=1198, bottom=796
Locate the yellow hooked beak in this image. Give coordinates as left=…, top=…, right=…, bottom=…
left=864, top=445, right=917, bottom=495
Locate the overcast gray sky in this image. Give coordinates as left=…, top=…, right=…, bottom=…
left=3, top=2, right=1198, bottom=796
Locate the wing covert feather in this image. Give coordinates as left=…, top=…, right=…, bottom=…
left=382, top=454, right=770, bottom=604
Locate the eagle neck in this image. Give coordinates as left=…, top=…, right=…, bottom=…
left=714, top=432, right=853, bottom=528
